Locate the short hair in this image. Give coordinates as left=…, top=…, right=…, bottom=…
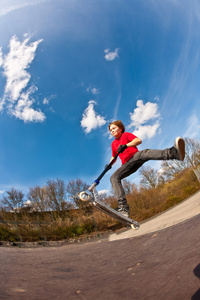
left=108, top=120, right=125, bottom=133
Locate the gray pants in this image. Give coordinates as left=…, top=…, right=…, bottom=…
left=110, top=148, right=175, bottom=202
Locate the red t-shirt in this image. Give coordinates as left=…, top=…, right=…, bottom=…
left=111, top=132, right=139, bottom=165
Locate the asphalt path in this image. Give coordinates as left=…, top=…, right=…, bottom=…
left=1, top=191, right=200, bottom=300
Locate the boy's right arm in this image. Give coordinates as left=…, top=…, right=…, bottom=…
left=105, top=156, right=116, bottom=170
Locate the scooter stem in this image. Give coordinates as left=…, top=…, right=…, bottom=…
left=93, top=153, right=119, bottom=185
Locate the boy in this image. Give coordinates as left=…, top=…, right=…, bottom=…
left=108, top=120, right=185, bottom=217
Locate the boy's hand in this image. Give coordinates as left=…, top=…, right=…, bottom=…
left=117, top=144, right=127, bottom=153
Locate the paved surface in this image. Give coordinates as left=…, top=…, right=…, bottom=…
left=110, top=190, right=200, bottom=241
left=1, top=191, right=200, bottom=300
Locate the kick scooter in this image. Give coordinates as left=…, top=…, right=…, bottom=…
left=79, top=154, right=140, bottom=230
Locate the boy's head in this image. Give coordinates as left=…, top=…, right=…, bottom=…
left=108, top=120, right=125, bottom=133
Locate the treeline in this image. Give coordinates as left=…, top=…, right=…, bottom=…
left=1, top=178, right=90, bottom=213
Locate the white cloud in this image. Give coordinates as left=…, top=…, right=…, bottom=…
left=91, top=88, right=99, bottom=95
left=2, top=34, right=43, bottom=101
left=128, top=100, right=161, bottom=139
left=98, top=189, right=109, bottom=195
left=0, top=34, right=45, bottom=122
left=43, top=98, right=49, bottom=105
left=43, top=94, right=56, bottom=105
left=81, top=100, right=106, bottom=133
left=129, top=100, right=160, bottom=127
left=9, top=85, right=46, bottom=122
left=23, top=200, right=33, bottom=207
left=104, top=48, right=119, bottom=61
left=86, top=86, right=99, bottom=95
left=133, top=122, right=161, bottom=140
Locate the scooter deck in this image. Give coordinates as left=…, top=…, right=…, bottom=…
left=92, top=199, right=140, bottom=229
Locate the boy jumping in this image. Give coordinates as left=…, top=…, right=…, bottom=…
left=108, top=120, right=185, bottom=217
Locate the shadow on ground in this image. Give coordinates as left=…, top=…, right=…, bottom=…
left=192, top=263, right=200, bottom=300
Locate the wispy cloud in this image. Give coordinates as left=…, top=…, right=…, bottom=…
left=0, top=0, right=50, bottom=17
left=184, top=113, right=200, bottom=138
left=81, top=100, right=106, bottom=133
left=104, top=48, right=119, bottom=61
left=113, top=93, right=121, bottom=120
left=128, top=100, right=161, bottom=139
left=160, top=3, right=200, bottom=114
left=0, top=34, right=46, bottom=123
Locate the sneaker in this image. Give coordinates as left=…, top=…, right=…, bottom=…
left=116, top=207, right=129, bottom=218
left=174, top=137, right=185, bottom=161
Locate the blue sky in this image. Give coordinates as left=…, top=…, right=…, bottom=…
left=0, top=0, right=200, bottom=198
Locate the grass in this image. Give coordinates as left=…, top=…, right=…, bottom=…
left=0, top=168, right=200, bottom=243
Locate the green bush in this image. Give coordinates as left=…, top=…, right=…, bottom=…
left=164, top=195, right=183, bottom=209
left=0, top=225, right=16, bottom=242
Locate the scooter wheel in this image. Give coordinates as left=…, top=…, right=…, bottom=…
left=79, top=191, right=91, bottom=202
left=131, top=223, right=140, bottom=230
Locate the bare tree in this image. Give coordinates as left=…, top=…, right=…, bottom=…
left=156, top=170, right=165, bottom=186
left=139, top=166, right=158, bottom=189
left=160, top=160, right=184, bottom=180
left=122, top=179, right=133, bottom=195
left=28, top=186, right=49, bottom=212
left=2, top=188, right=25, bottom=211
left=45, top=179, right=68, bottom=211
left=184, top=137, right=200, bottom=168
left=66, top=178, right=89, bottom=208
